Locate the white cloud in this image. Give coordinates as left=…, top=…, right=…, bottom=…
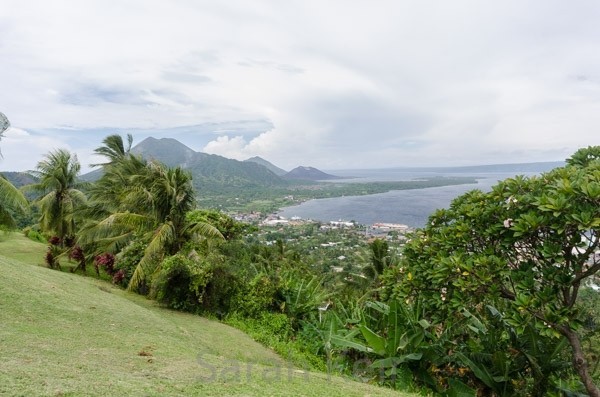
left=202, top=135, right=248, bottom=160
left=0, top=127, right=73, bottom=171
left=1, top=0, right=600, bottom=171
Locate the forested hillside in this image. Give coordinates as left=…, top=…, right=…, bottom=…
left=1, top=134, right=599, bottom=396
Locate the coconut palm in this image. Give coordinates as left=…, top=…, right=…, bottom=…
left=87, top=161, right=222, bottom=290
left=27, top=149, right=86, bottom=244
left=80, top=134, right=222, bottom=290
left=73, top=135, right=146, bottom=272
left=91, top=133, right=133, bottom=167
left=127, top=162, right=223, bottom=290
left=0, top=175, right=28, bottom=229
left=356, top=238, right=396, bottom=281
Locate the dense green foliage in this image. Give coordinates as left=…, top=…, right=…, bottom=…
left=8, top=136, right=600, bottom=396
left=380, top=146, right=600, bottom=396
left=0, top=239, right=409, bottom=397
left=27, top=149, right=86, bottom=245
left=0, top=174, right=28, bottom=229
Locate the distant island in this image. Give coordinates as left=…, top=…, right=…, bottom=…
left=283, top=166, right=342, bottom=181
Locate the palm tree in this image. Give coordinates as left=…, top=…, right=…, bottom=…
left=73, top=135, right=145, bottom=272
left=124, top=162, right=223, bottom=290
left=27, top=149, right=86, bottom=245
left=0, top=175, right=28, bottom=229
left=79, top=134, right=222, bottom=290
left=91, top=133, right=133, bottom=167
left=354, top=238, right=395, bottom=281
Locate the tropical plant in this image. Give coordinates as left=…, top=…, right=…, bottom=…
left=277, top=270, right=330, bottom=329
left=27, top=149, right=86, bottom=246
left=80, top=135, right=223, bottom=291
left=0, top=175, right=28, bottom=229
left=330, top=299, right=449, bottom=391
left=150, top=253, right=214, bottom=312
left=455, top=305, right=571, bottom=396
left=393, top=146, right=600, bottom=396
left=123, top=162, right=223, bottom=290
left=91, top=133, right=133, bottom=167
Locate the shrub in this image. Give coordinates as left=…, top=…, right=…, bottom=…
left=225, top=312, right=326, bottom=372
left=151, top=254, right=213, bottom=312
left=113, top=240, right=146, bottom=287
left=22, top=227, right=46, bottom=243
left=230, top=273, right=279, bottom=318
left=95, top=253, right=116, bottom=275
left=200, top=263, right=239, bottom=317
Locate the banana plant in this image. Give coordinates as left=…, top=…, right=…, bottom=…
left=330, top=299, right=436, bottom=388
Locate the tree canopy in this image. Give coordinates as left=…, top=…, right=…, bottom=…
left=388, top=146, right=600, bottom=396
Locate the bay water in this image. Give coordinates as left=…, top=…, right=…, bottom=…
left=278, top=168, right=550, bottom=228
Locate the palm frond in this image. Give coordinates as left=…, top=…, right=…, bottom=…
left=145, top=222, right=176, bottom=256
left=126, top=222, right=175, bottom=291
left=0, top=207, right=17, bottom=229
left=127, top=250, right=160, bottom=291
left=188, top=221, right=224, bottom=241
left=0, top=175, right=28, bottom=213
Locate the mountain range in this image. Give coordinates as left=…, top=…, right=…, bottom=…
left=102, top=137, right=340, bottom=192
left=244, top=156, right=287, bottom=176
left=129, top=137, right=284, bottom=191
left=2, top=137, right=568, bottom=194
left=3, top=137, right=335, bottom=191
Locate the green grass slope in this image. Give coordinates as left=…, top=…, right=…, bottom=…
left=0, top=232, right=47, bottom=264
left=0, top=236, right=411, bottom=396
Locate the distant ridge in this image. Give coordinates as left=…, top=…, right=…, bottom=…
left=426, top=161, right=565, bottom=173
left=1, top=171, right=37, bottom=188
left=284, top=166, right=341, bottom=181
left=127, top=137, right=285, bottom=190
left=131, top=137, right=197, bottom=167
left=244, top=156, right=287, bottom=176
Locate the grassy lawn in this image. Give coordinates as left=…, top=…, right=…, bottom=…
left=0, top=231, right=46, bottom=264
left=0, top=235, right=415, bottom=396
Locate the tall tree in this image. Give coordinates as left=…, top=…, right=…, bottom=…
left=80, top=134, right=222, bottom=290
left=28, top=149, right=86, bottom=244
left=363, top=238, right=395, bottom=280
left=0, top=175, right=28, bottom=229
left=124, top=162, right=223, bottom=290
left=394, top=147, right=600, bottom=396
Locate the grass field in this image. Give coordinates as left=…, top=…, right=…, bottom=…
left=0, top=231, right=47, bottom=264
left=0, top=234, right=414, bottom=396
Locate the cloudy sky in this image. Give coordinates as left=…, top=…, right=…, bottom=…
left=1, top=1, right=599, bottom=173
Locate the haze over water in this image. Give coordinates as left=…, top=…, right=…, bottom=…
left=279, top=169, right=546, bottom=228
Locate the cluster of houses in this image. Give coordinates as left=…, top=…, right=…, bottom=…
left=258, top=215, right=413, bottom=240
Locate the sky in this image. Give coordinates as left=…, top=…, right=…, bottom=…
left=1, top=0, right=600, bottom=173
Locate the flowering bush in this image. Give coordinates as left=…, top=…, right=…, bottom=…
left=95, top=253, right=116, bottom=275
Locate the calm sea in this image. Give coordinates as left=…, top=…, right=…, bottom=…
left=278, top=168, right=548, bottom=228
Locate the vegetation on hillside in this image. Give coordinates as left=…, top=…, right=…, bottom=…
left=1, top=127, right=599, bottom=396
left=0, top=240, right=408, bottom=397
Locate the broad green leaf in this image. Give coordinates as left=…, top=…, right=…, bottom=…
left=359, top=325, right=386, bottom=356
